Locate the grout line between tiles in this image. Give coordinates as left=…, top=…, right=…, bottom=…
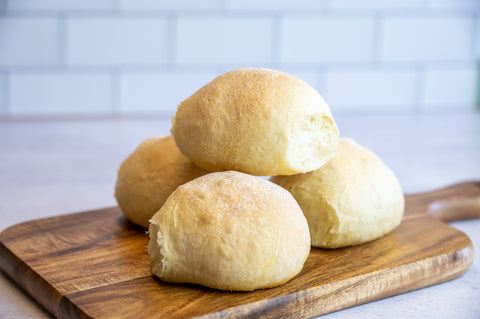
left=271, top=13, right=282, bottom=69
left=3, top=70, right=11, bottom=116
left=167, top=13, right=177, bottom=69
left=111, top=69, right=121, bottom=116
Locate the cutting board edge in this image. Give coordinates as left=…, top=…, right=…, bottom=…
left=0, top=241, right=65, bottom=319
left=312, top=241, right=475, bottom=318
left=0, top=209, right=127, bottom=319
left=194, top=240, right=474, bottom=319
left=0, top=240, right=98, bottom=319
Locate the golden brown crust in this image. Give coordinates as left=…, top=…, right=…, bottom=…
left=271, top=138, right=405, bottom=248
left=148, top=171, right=310, bottom=291
left=171, top=67, right=339, bottom=176
left=114, top=136, right=209, bottom=228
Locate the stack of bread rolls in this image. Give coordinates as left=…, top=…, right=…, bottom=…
left=114, top=67, right=404, bottom=291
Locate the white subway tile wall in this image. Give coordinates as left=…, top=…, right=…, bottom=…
left=0, top=0, right=478, bottom=117
left=227, top=0, right=328, bottom=11
left=281, top=17, right=376, bottom=64
left=120, top=71, right=217, bottom=113
left=7, top=0, right=114, bottom=11
left=0, top=18, right=59, bottom=66
left=330, top=1, right=422, bottom=10
left=120, top=0, right=223, bottom=11
left=67, top=18, right=169, bottom=66
left=10, top=72, right=112, bottom=115
left=326, top=68, right=417, bottom=112
left=176, top=17, right=273, bottom=64
left=381, top=17, right=473, bottom=62
left=427, top=0, right=480, bottom=11
left=422, top=66, right=477, bottom=109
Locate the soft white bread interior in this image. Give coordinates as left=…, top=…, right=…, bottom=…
left=114, top=136, right=209, bottom=228
left=148, top=171, right=311, bottom=291
left=271, top=138, right=405, bottom=249
left=171, top=67, right=339, bottom=176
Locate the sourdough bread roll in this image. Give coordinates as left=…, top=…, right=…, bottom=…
left=171, top=67, right=339, bottom=176
left=271, top=138, right=404, bottom=249
left=148, top=171, right=310, bottom=291
left=114, top=136, right=209, bottom=228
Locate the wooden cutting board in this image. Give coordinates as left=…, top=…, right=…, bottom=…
left=1, top=181, right=479, bottom=319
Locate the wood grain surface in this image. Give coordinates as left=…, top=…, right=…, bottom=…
left=0, top=181, right=479, bottom=319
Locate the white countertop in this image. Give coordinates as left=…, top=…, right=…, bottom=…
left=0, top=113, right=479, bottom=318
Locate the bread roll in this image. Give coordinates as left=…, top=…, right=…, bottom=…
left=148, top=171, right=310, bottom=291
left=271, top=138, right=404, bottom=249
left=114, top=136, right=209, bottom=228
left=171, top=67, right=339, bottom=176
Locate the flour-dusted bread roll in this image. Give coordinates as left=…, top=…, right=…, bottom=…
left=148, top=171, right=310, bottom=291
left=114, top=136, right=209, bottom=228
left=171, top=67, right=339, bottom=176
left=271, top=138, right=405, bottom=249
